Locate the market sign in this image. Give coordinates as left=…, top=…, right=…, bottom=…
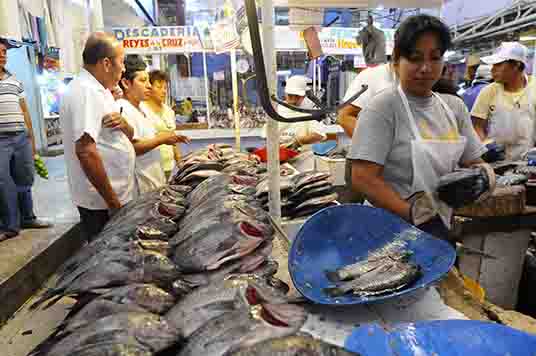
left=209, top=20, right=241, bottom=54
left=112, top=27, right=204, bottom=54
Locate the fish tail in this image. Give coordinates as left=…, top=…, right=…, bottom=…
left=324, top=270, right=342, bottom=283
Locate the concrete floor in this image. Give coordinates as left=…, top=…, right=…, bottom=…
left=0, top=155, right=79, bottom=356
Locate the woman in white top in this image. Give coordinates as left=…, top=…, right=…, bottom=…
left=141, top=70, right=181, bottom=180
left=118, top=55, right=190, bottom=194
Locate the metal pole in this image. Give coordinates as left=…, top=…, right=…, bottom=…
left=230, top=49, right=240, bottom=151
left=202, top=50, right=211, bottom=124
left=262, top=0, right=281, bottom=221
left=312, top=59, right=317, bottom=93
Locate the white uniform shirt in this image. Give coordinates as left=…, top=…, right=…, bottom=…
left=60, top=69, right=136, bottom=210
left=343, top=63, right=396, bottom=109
left=117, top=99, right=166, bottom=194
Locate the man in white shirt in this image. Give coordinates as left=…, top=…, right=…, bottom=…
left=337, top=63, right=396, bottom=137
left=60, top=32, right=135, bottom=241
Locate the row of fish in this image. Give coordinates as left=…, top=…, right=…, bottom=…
left=208, top=106, right=268, bottom=129
left=324, top=240, right=421, bottom=297
left=29, top=145, right=354, bottom=356
left=256, top=171, right=339, bottom=218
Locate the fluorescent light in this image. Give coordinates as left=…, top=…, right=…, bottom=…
left=520, top=36, right=536, bottom=41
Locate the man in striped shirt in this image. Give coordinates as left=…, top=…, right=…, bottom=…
left=0, top=38, right=51, bottom=241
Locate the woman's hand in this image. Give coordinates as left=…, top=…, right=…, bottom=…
left=157, top=132, right=191, bottom=145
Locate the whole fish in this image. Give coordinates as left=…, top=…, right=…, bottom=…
left=29, top=312, right=181, bottom=356
left=290, top=185, right=335, bottom=205
left=187, top=174, right=233, bottom=208
left=167, top=275, right=289, bottom=338
left=172, top=220, right=268, bottom=272
left=173, top=162, right=224, bottom=183
left=227, top=334, right=358, bottom=356
left=178, top=303, right=308, bottom=356
left=291, top=172, right=331, bottom=190
left=290, top=179, right=331, bottom=197
left=32, top=251, right=180, bottom=309
left=256, top=177, right=293, bottom=198
left=324, top=260, right=421, bottom=298
left=171, top=241, right=275, bottom=294
left=325, top=240, right=409, bottom=282
left=178, top=170, right=222, bottom=184
left=293, top=192, right=339, bottom=211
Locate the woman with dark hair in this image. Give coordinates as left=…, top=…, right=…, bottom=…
left=141, top=70, right=182, bottom=180
left=117, top=55, right=189, bottom=194
left=348, top=15, right=493, bottom=238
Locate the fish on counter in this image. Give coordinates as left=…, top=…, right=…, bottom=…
left=29, top=312, right=181, bottom=356
left=226, top=333, right=359, bottom=356
left=178, top=303, right=308, bottom=356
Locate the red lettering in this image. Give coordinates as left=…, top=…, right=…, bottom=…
left=143, top=39, right=149, bottom=47
left=123, top=39, right=130, bottom=48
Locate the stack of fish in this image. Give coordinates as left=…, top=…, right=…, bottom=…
left=29, top=146, right=355, bottom=356
left=256, top=171, right=339, bottom=219
left=208, top=106, right=268, bottom=129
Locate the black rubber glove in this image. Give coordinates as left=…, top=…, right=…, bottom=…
left=436, top=163, right=496, bottom=208
left=482, top=142, right=505, bottom=163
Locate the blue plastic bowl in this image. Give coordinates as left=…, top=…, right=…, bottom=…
left=345, top=320, right=536, bottom=356
left=288, top=204, right=456, bottom=305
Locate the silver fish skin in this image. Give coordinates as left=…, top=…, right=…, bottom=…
left=326, top=240, right=409, bottom=282
left=29, top=312, right=181, bottom=356
left=226, top=334, right=358, bottom=356
left=324, top=261, right=421, bottom=298
left=177, top=303, right=308, bottom=356
left=167, top=274, right=289, bottom=338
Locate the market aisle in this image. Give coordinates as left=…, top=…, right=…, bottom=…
left=32, top=155, right=79, bottom=225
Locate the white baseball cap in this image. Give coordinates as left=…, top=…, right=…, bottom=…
left=284, top=75, right=310, bottom=96
left=475, top=64, right=492, bottom=80
left=482, top=42, right=529, bottom=68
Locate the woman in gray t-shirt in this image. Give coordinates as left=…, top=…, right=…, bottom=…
left=348, top=14, right=489, bottom=238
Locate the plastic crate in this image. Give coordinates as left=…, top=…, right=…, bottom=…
left=315, top=155, right=346, bottom=186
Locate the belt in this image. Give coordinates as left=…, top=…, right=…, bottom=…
left=0, top=130, right=26, bottom=136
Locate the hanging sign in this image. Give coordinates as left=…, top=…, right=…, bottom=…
left=210, top=20, right=240, bottom=54
left=112, top=26, right=204, bottom=54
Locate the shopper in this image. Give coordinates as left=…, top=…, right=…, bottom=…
left=0, top=38, right=52, bottom=242
left=273, top=75, right=326, bottom=171
left=348, top=14, right=491, bottom=239
left=141, top=70, right=181, bottom=180
left=60, top=32, right=135, bottom=242
left=471, top=42, right=535, bottom=160
left=118, top=55, right=189, bottom=194
left=463, top=64, right=493, bottom=111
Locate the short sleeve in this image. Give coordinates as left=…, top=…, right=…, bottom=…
left=343, top=71, right=372, bottom=109
left=70, top=89, right=104, bottom=142
left=347, top=97, right=395, bottom=166
left=471, top=84, right=496, bottom=120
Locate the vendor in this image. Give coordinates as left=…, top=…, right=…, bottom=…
left=271, top=75, right=327, bottom=171
left=118, top=55, right=190, bottom=194
left=348, top=14, right=490, bottom=239
left=471, top=42, right=535, bottom=161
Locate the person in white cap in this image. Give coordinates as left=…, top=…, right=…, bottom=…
left=471, top=42, right=535, bottom=160
left=265, top=75, right=327, bottom=171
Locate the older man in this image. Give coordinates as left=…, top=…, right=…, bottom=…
left=60, top=32, right=135, bottom=241
left=0, top=38, right=52, bottom=242
left=471, top=42, right=535, bottom=160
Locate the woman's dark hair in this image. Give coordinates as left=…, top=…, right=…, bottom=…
left=119, top=55, right=147, bottom=90
left=507, top=59, right=525, bottom=72
left=393, top=14, right=451, bottom=62
left=149, top=69, right=169, bottom=84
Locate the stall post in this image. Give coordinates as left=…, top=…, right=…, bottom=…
left=230, top=48, right=240, bottom=151
left=202, top=50, right=211, bottom=124
left=262, top=0, right=281, bottom=221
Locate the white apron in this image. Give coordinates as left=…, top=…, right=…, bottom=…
left=488, top=82, right=535, bottom=161
left=398, top=86, right=467, bottom=229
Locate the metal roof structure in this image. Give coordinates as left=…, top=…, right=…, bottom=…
left=451, top=0, right=536, bottom=52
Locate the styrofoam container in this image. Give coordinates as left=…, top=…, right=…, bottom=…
left=315, top=156, right=346, bottom=186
